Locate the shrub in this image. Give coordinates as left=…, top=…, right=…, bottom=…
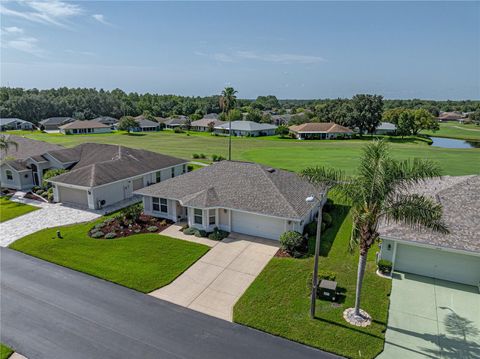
left=181, top=224, right=189, bottom=231
left=47, top=187, right=53, bottom=194
left=187, top=165, right=194, bottom=172
left=212, top=154, right=218, bottom=162
left=41, top=192, right=48, bottom=198
left=104, top=218, right=115, bottom=224
left=319, top=270, right=336, bottom=281
left=105, top=232, right=117, bottom=239
left=91, top=231, right=104, bottom=238
left=378, top=259, right=393, bottom=273
left=194, top=230, right=207, bottom=238
left=199, top=153, right=206, bottom=159
left=47, top=192, right=54, bottom=202
left=192, top=153, right=200, bottom=159
left=174, top=128, right=184, bottom=133
left=32, top=186, right=40, bottom=192
left=323, top=198, right=334, bottom=212
left=208, top=228, right=229, bottom=241
left=321, top=222, right=326, bottom=233
left=183, top=227, right=198, bottom=236
left=35, top=190, right=44, bottom=196
left=304, top=221, right=317, bottom=236
left=279, top=231, right=304, bottom=254
left=147, top=225, right=158, bottom=232
left=322, top=212, right=333, bottom=228
left=122, top=204, right=142, bottom=222
left=159, top=220, right=167, bottom=227
left=94, top=222, right=106, bottom=230
left=42, top=168, right=68, bottom=188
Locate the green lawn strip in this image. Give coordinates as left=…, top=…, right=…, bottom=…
left=0, top=196, right=39, bottom=222
left=422, top=122, right=480, bottom=141
left=233, top=202, right=391, bottom=359
left=0, top=343, right=13, bottom=359
left=6, top=130, right=479, bottom=176
left=10, top=219, right=209, bottom=293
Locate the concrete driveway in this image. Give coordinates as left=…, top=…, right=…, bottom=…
left=379, top=272, right=480, bottom=359
left=150, top=232, right=279, bottom=321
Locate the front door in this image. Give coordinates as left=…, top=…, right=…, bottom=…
left=31, top=164, right=39, bottom=186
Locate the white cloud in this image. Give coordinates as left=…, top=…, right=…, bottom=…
left=4, top=26, right=23, bottom=33
left=92, top=14, right=111, bottom=25
left=195, top=49, right=325, bottom=64
left=4, top=36, right=46, bottom=57
left=65, top=49, right=95, bottom=57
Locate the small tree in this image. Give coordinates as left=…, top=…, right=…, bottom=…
left=118, top=116, right=139, bottom=133
left=276, top=125, right=289, bottom=138
left=207, top=121, right=215, bottom=132
left=280, top=231, right=304, bottom=256
left=42, top=168, right=68, bottom=188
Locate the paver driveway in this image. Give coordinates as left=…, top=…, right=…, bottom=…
left=150, top=232, right=279, bottom=321
left=379, top=272, right=480, bottom=359
left=0, top=202, right=100, bottom=247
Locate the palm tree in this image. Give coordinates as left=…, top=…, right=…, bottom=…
left=0, top=134, right=18, bottom=157
left=301, top=140, right=447, bottom=325
left=220, top=87, right=238, bottom=160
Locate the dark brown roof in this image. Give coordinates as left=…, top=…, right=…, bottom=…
left=48, top=143, right=187, bottom=187
left=59, top=120, right=110, bottom=130
left=136, top=161, right=326, bottom=220
left=289, top=122, right=353, bottom=134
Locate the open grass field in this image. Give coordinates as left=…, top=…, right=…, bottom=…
left=10, top=218, right=209, bottom=293
left=421, top=122, right=480, bottom=141
left=233, top=201, right=391, bottom=359
left=0, top=196, right=39, bottom=222
left=0, top=344, right=13, bottom=359
left=7, top=130, right=480, bottom=175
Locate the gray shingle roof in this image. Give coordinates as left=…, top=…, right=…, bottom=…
left=0, top=118, right=31, bottom=126
left=215, top=121, right=277, bottom=132
left=379, top=175, right=480, bottom=253
left=376, top=122, right=397, bottom=131
left=39, top=117, right=75, bottom=125
left=135, top=161, right=326, bottom=220
left=1, top=135, right=64, bottom=164
left=59, top=120, right=110, bottom=129
left=191, top=118, right=225, bottom=127
left=137, top=119, right=160, bottom=128
left=48, top=143, right=187, bottom=187
left=91, top=116, right=118, bottom=125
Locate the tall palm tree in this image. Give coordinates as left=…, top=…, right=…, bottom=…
left=0, top=134, right=18, bottom=158
left=220, top=87, right=238, bottom=160
left=301, top=140, right=447, bottom=324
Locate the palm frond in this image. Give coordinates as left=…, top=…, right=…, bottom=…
left=388, top=158, right=442, bottom=190
left=300, top=166, right=345, bottom=188
left=384, top=194, right=449, bottom=234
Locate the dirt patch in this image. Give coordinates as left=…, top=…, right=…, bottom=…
left=274, top=249, right=293, bottom=258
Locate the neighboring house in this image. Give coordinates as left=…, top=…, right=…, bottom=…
left=271, top=114, right=292, bottom=126
left=135, top=161, right=325, bottom=240
left=214, top=121, right=278, bottom=137
left=190, top=118, right=225, bottom=132
left=289, top=122, right=353, bottom=140
left=59, top=120, right=112, bottom=135
left=378, top=175, right=480, bottom=286
left=0, top=135, right=64, bottom=189
left=39, top=117, right=76, bottom=131
left=374, top=122, right=397, bottom=135
left=133, top=116, right=161, bottom=131
left=0, top=118, right=35, bottom=131
left=165, top=116, right=189, bottom=129
left=92, top=116, right=119, bottom=129
left=437, top=111, right=466, bottom=122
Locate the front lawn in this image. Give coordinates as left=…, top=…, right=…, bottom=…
left=234, top=201, right=391, bottom=359
left=0, top=197, right=39, bottom=222
left=0, top=344, right=13, bottom=359
left=10, top=219, right=209, bottom=293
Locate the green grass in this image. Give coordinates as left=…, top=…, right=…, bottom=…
left=10, top=218, right=209, bottom=293
left=0, top=344, right=13, bottom=359
left=6, top=130, right=479, bottom=176
left=422, top=122, right=480, bottom=141
left=233, top=202, right=391, bottom=359
left=0, top=196, right=39, bottom=222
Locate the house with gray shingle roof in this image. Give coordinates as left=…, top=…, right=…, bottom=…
left=39, top=117, right=75, bottom=131
left=59, top=120, right=112, bottom=134
left=214, top=121, right=277, bottom=137
left=0, top=118, right=35, bottom=131
left=135, top=161, right=326, bottom=240
left=190, top=117, right=225, bottom=132
left=378, top=175, right=480, bottom=286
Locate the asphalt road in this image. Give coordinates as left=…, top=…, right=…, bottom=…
left=0, top=248, right=339, bottom=359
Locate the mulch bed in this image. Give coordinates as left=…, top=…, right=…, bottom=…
left=24, top=192, right=48, bottom=202
left=275, top=249, right=293, bottom=258
left=90, top=214, right=173, bottom=239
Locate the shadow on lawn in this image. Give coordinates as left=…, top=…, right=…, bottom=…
left=308, top=203, right=350, bottom=257
left=313, top=314, right=384, bottom=340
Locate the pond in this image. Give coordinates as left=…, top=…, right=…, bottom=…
left=430, top=137, right=480, bottom=149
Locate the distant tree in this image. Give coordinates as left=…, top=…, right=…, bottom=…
left=468, top=110, right=480, bottom=125
left=207, top=121, right=215, bottom=132
left=350, top=94, right=384, bottom=134
left=226, top=108, right=242, bottom=122
left=183, top=118, right=192, bottom=131
left=142, top=110, right=156, bottom=121
left=118, top=116, right=139, bottom=133
left=276, top=125, right=290, bottom=138
left=384, top=108, right=438, bottom=136
left=0, top=134, right=18, bottom=154
left=246, top=108, right=263, bottom=123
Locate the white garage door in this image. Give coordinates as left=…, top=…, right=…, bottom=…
left=231, top=211, right=285, bottom=240
left=395, top=244, right=480, bottom=286
left=58, top=186, right=88, bottom=207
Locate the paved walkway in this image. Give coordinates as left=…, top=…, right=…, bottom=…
left=159, top=223, right=219, bottom=247
left=150, top=233, right=279, bottom=321
left=378, top=272, right=480, bottom=359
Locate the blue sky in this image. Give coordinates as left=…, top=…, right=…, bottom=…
left=1, top=1, right=478, bottom=99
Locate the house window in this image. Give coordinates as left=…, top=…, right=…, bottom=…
left=209, top=209, right=215, bottom=225
left=6, top=170, right=13, bottom=181
left=160, top=198, right=168, bottom=213
left=156, top=171, right=161, bottom=183
left=152, top=197, right=159, bottom=211
left=171, top=167, right=175, bottom=178
left=194, top=208, right=203, bottom=225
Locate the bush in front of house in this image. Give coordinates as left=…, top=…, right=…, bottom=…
left=377, top=259, right=393, bottom=274
left=323, top=212, right=333, bottom=228
left=208, top=228, right=229, bottom=241
left=42, top=168, right=68, bottom=188
left=91, top=231, right=105, bottom=238
left=280, top=231, right=304, bottom=257
left=105, top=232, right=117, bottom=239
left=194, top=229, right=207, bottom=238
left=122, top=203, right=142, bottom=222
left=183, top=227, right=199, bottom=236
left=323, top=198, right=334, bottom=212
left=94, top=222, right=106, bottom=230
left=147, top=225, right=158, bottom=232
left=35, top=190, right=44, bottom=196
left=174, top=128, right=184, bottom=133
left=212, top=154, right=226, bottom=162
left=47, top=192, right=54, bottom=202
left=304, top=221, right=317, bottom=236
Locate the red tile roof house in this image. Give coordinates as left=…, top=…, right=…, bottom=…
left=289, top=122, right=353, bottom=140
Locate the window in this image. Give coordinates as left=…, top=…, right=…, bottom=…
left=171, top=167, right=175, bottom=178
left=6, top=170, right=13, bottom=181
left=182, top=164, right=187, bottom=174
left=209, top=209, right=215, bottom=225
left=160, top=198, right=168, bottom=213
left=152, top=197, right=159, bottom=211
left=156, top=171, right=161, bottom=183
left=194, top=208, right=203, bottom=225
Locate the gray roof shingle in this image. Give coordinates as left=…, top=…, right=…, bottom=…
left=135, top=161, right=326, bottom=220
left=1, top=135, right=64, bottom=168
left=215, top=121, right=277, bottom=132
left=379, top=175, right=480, bottom=253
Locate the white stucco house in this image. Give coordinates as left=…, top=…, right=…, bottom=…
left=135, top=161, right=326, bottom=240
left=59, top=120, right=112, bottom=134
left=378, top=175, right=480, bottom=287
left=214, top=121, right=277, bottom=137
left=0, top=118, right=35, bottom=131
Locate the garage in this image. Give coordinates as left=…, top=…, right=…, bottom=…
left=57, top=186, right=88, bottom=207
left=231, top=210, right=285, bottom=240
left=394, top=243, right=480, bottom=286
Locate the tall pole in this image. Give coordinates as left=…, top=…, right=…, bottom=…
left=310, top=203, right=323, bottom=319
left=228, top=113, right=232, bottom=160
